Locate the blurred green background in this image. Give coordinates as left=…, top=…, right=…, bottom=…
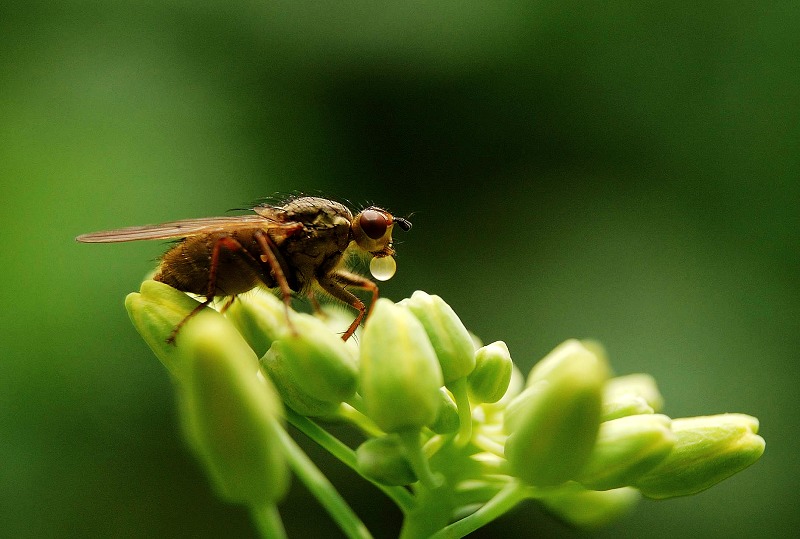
left=1, top=1, right=797, bottom=537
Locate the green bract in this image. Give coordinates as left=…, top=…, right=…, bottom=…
left=359, top=298, right=444, bottom=433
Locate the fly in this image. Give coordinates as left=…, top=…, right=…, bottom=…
left=76, top=196, right=412, bottom=343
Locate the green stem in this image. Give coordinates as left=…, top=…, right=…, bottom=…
left=398, top=429, right=440, bottom=490
left=250, top=504, right=287, bottom=539
left=472, top=433, right=506, bottom=458
left=286, top=408, right=416, bottom=513
left=399, top=484, right=453, bottom=539
left=451, top=481, right=507, bottom=510
left=422, top=433, right=450, bottom=458
left=275, top=426, right=373, bottom=539
left=338, top=401, right=385, bottom=438
left=447, top=378, right=473, bottom=447
left=429, top=482, right=528, bottom=539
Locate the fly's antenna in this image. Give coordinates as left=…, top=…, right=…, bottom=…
left=393, top=217, right=412, bottom=231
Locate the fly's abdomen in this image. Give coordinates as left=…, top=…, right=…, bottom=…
left=155, top=232, right=267, bottom=297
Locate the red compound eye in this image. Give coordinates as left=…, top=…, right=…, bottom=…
left=359, top=209, right=390, bottom=240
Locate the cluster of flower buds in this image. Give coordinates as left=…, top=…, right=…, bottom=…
left=126, top=281, right=765, bottom=535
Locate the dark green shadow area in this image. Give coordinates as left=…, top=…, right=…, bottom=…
left=1, top=2, right=796, bottom=537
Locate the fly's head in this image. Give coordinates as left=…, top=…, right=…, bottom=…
left=350, top=207, right=412, bottom=281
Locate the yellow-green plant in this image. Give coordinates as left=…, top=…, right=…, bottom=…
left=127, top=282, right=765, bottom=538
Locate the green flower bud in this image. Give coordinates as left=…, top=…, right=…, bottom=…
left=360, top=298, right=444, bottom=433
left=504, top=340, right=609, bottom=486
left=539, top=483, right=641, bottom=529
left=633, top=413, right=765, bottom=499
left=176, top=314, right=289, bottom=507
left=270, top=312, right=358, bottom=404
left=400, top=291, right=475, bottom=384
left=576, top=414, right=675, bottom=491
left=480, top=364, right=524, bottom=420
left=467, top=341, right=513, bottom=404
left=259, top=313, right=358, bottom=417
left=526, top=339, right=606, bottom=386
left=602, top=373, right=664, bottom=421
left=580, top=339, right=610, bottom=360
left=356, top=435, right=418, bottom=486
left=260, top=347, right=341, bottom=417
left=428, top=388, right=460, bottom=434
left=125, top=280, right=214, bottom=379
left=225, top=290, right=289, bottom=357
left=601, top=394, right=654, bottom=422
left=501, top=384, right=539, bottom=437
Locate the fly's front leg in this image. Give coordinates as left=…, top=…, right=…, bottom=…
left=318, top=270, right=379, bottom=341
left=219, top=296, right=236, bottom=314
left=167, top=235, right=244, bottom=344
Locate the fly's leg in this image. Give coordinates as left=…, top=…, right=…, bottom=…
left=219, top=296, right=236, bottom=313
left=307, top=291, right=325, bottom=317
left=167, top=235, right=244, bottom=344
left=253, top=229, right=298, bottom=335
left=318, top=270, right=379, bottom=341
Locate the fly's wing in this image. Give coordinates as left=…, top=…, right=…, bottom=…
left=76, top=215, right=288, bottom=243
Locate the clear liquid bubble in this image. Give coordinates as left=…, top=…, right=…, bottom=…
left=370, top=256, right=397, bottom=281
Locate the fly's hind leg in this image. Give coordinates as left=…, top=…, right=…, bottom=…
left=307, top=291, right=325, bottom=317
left=167, top=235, right=246, bottom=344
left=317, top=270, right=379, bottom=341
left=253, top=229, right=299, bottom=335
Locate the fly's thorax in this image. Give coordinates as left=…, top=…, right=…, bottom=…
left=278, top=217, right=352, bottom=290
left=280, top=197, right=353, bottom=225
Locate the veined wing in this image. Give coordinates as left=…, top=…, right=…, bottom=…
left=76, top=215, right=281, bottom=243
